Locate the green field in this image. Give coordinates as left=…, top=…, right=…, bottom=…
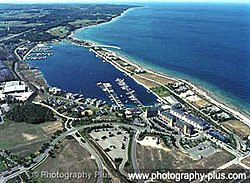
left=68, top=18, right=104, bottom=26
left=34, top=139, right=98, bottom=183
left=151, top=86, right=171, bottom=98
left=0, top=9, right=50, bottom=19
left=0, top=118, right=61, bottom=157
left=48, top=26, right=70, bottom=38
left=68, top=19, right=93, bottom=25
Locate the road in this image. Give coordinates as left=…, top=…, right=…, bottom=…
left=13, top=48, right=24, bottom=81
left=0, top=127, right=75, bottom=183
left=0, top=29, right=31, bottom=42
left=191, top=151, right=250, bottom=183
left=33, top=101, right=80, bottom=120
left=131, top=130, right=144, bottom=183
left=72, top=133, right=104, bottom=183
left=0, top=118, right=148, bottom=183
left=91, top=44, right=121, bottom=50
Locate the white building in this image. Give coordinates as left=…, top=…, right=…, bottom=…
left=170, top=104, right=210, bottom=131
left=1, top=81, right=32, bottom=101
left=49, top=87, right=62, bottom=95
left=2, top=81, right=27, bottom=94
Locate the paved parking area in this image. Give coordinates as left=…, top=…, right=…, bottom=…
left=187, top=141, right=219, bottom=160
left=90, top=125, right=130, bottom=164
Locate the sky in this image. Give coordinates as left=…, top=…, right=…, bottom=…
left=0, top=0, right=250, bottom=4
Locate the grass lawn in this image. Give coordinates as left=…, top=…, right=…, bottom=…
left=151, top=86, right=171, bottom=98
left=0, top=118, right=62, bottom=157
left=48, top=26, right=70, bottom=38
left=34, top=139, right=98, bottom=183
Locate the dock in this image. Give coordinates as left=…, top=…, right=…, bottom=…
left=115, top=78, right=144, bottom=107
left=24, top=45, right=53, bottom=61
left=97, top=82, right=125, bottom=110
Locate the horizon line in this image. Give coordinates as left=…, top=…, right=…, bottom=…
left=1, top=0, right=250, bottom=5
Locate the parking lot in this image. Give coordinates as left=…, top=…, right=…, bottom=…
left=186, top=141, right=219, bottom=160
left=90, top=125, right=130, bottom=164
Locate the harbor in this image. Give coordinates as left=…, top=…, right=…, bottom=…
left=115, top=78, right=143, bottom=107
left=26, top=41, right=158, bottom=106
left=24, top=45, right=53, bottom=61
left=97, top=77, right=145, bottom=109
left=97, top=82, right=125, bottom=110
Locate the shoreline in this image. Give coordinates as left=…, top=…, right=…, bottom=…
left=69, top=6, right=141, bottom=40
left=111, top=51, right=250, bottom=126
left=66, top=8, right=250, bottom=127
left=24, top=5, right=250, bottom=128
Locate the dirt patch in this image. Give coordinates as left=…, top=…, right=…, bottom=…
left=42, top=121, right=62, bottom=135
left=132, top=75, right=160, bottom=88
left=35, top=139, right=98, bottom=183
left=137, top=136, right=170, bottom=152
left=242, top=156, right=250, bottom=167
left=136, top=143, right=234, bottom=171
left=22, top=133, right=38, bottom=140
left=222, top=120, right=250, bottom=138
left=187, top=96, right=211, bottom=108
left=139, top=72, right=175, bottom=85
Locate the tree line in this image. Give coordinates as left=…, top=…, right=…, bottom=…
left=5, top=103, right=56, bottom=124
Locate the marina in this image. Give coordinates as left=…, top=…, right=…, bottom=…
left=25, top=45, right=53, bottom=61
left=97, top=82, right=125, bottom=110
left=26, top=41, right=158, bottom=106
left=97, top=78, right=145, bottom=109
left=115, top=78, right=144, bottom=107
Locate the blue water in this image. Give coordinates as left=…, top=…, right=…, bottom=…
left=27, top=41, right=157, bottom=106
left=74, top=3, right=250, bottom=114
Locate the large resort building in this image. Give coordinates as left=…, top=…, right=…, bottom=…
left=158, top=110, right=194, bottom=136
left=158, top=103, right=210, bottom=135
left=169, top=104, right=210, bottom=131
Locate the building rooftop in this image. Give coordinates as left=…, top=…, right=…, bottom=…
left=208, top=130, right=230, bottom=143
left=171, top=106, right=210, bottom=128
left=160, top=111, right=175, bottom=120
left=5, top=81, right=24, bottom=87
left=176, top=120, right=194, bottom=129
left=3, top=85, right=26, bottom=94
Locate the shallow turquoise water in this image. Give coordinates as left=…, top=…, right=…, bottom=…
left=74, top=3, right=250, bottom=114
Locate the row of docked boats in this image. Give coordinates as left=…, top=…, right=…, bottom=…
left=115, top=78, right=143, bottom=107
left=97, top=81, right=125, bottom=110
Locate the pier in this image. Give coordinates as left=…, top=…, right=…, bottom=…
left=91, top=45, right=121, bottom=50
left=24, top=45, right=53, bottom=61
left=97, top=82, right=125, bottom=110
left=115, top=78, right=144, bottom=107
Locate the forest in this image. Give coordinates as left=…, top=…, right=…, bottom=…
left=0, top=4, right=135, bottom=43
left=5, top=103, right=56, bottom=124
